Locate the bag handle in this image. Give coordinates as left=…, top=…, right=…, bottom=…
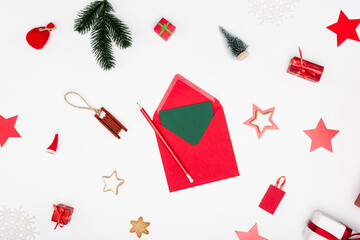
left=275, top=176, right=286, bottom=190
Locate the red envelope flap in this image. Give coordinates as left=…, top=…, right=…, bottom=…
left=155, top=106, right=239, bottom=192
left=153, top=74, right=220, bottom=124
left=154, top=106, right=223, bottom=161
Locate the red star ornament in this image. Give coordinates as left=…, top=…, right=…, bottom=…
left=327, top=10, right=360, bottom=46
left=0, top=115, right=21, bottom=147
left=235, top=224, right=267, bottom=240
left=243, top=104, right=279, bottom=139
left=304, top=118, right=339, bottom=153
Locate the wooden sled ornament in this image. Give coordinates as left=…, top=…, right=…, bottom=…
left=64, top=92, right=127, bottom=139
left=95, top=107, right=127, bottom=139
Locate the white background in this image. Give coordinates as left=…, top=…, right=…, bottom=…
left=1, top=0, right=360, bottom=239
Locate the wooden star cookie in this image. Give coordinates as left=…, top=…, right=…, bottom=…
left=130, top=216, right=150, bottom=238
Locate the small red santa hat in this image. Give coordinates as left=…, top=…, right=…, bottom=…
left=46, top=130, right=59, bottom=154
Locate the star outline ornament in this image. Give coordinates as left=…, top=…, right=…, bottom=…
left=0, top=115, right=21, bottom=147
left=102, top=170, right=125, bottom=195
left=130, top=216, right=150, bottom=238
left=235, top=223, right=268, bottom=240
left=304, top=118, right=339, bottom=153
left=243, top=104, right=279, bottom=139
left=326, top=10, right=360, bottom=46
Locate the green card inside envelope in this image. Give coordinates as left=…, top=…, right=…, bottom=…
left=159, top=101, right=214, bottom=145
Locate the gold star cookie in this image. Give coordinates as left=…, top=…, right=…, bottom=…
left=130, top=216, right=150, bottom=238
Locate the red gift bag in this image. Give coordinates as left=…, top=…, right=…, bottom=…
left=259, top=176, right=286, bottom=215
left=26, top=22, right=55, bottom=49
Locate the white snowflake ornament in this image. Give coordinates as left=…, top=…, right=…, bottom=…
left=248, top=0, right=300, bottom=25
left=0, top=206, right=39, bottom=240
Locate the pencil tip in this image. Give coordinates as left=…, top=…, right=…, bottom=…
left=137, top=102, right=142, bottom=110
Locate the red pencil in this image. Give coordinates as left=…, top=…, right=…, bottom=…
left=137, top=103, right=194, bottom=183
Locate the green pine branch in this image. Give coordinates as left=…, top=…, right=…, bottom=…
left=107, top=13, right=132, bottom=49
left=74, top=1, right=102, bottom=34
left=91, top=11, right=115, bottom=70
left=74, top=0, right=132, bottom=71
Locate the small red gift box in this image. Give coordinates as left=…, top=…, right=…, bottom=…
left=51, top=204, right=74, bottom=229
left=259, top=176, right=286, bottom=215
left=154, top=18, right=176, bottom=41
left=287, top=48, right=324, bottom=83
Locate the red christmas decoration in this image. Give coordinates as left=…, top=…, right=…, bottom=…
left=354, top=194, right=360, bottom=208
left=287, top=48, right=324, bottom=83
left=303, top=118, right=339, bottom=153
left=259, top=176, right=286, bottom=215
left=46, top=131, right=59, bottom=154
left=0, top=115, right=21, bottom=147
left=327, top=10, right=360, bottom=47
left=154, top=18, right=176, bottom=41
left=26, top=22, right=56, bottom=49
left=235, top=224, right=268, bottom=240
left=51, top=204, right=74, bottom=229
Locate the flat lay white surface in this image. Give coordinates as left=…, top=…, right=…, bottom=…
left=1, top=0, right=360, bottom=239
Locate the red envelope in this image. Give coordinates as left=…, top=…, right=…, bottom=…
left=153, top=74, right=239, bottom=192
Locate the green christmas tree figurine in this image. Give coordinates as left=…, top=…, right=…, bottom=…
left=74, top=0, right=132, bottom=70
left=219, top=26, right=248, bottom=61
